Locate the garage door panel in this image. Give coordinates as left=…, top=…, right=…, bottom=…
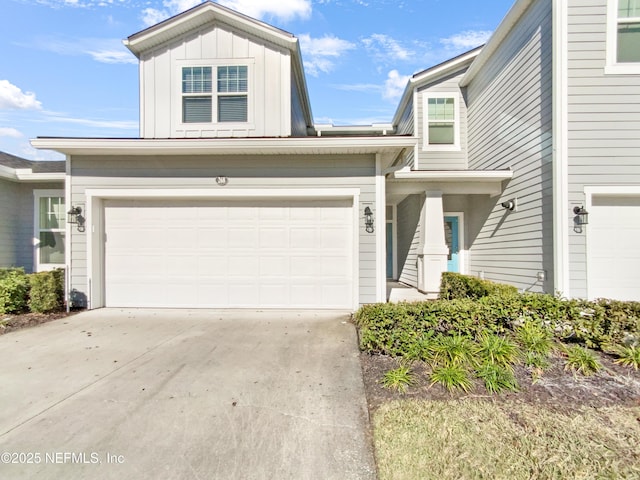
left=588, top=194, right=640, bottom=301
left=104, top=199, right=354, bottom=308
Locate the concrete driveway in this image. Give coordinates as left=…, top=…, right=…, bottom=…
left=0, top=309, right=376, bottom=479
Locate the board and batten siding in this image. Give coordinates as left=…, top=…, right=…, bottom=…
left=466, top=0, right=554, bottom=293
left=68, top=154, right=377, bottom=307
left=416, top=71, right=469, bottom=170
left=140, top=23, right=292, bottom=139
left=566, top=0, right=640, bottom=298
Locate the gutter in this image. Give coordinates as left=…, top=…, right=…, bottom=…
left=0, top=165, right=65, bottom=182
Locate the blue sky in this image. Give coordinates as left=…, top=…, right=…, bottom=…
left=1, top=0, right=515, bottom=160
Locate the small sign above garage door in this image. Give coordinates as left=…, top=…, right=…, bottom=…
left=103, top=198, right=355, bottom=308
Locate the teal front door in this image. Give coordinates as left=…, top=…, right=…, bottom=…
left=444, top=216, right=459, bottom=272
left=386, top=222, right=393, bottom=278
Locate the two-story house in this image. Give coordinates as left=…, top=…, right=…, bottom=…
left=30, top=0, right=640, bottom=308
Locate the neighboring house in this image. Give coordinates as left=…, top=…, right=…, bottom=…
left=29, top=0, right=640, bottom=309
left=0, top=152, right=65, bottom=273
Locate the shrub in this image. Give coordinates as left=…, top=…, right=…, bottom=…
left=440, top=272, right=518, bottom=300
left=28, top=269, right=64, bottom=313
left=429, top=364, right=473, bottom=392
left=475, top=363, right=519, bottom=393
left=0, top=268, right=30, bottom=314
left=563, top=345, right=602, bottom=376
left=382, top=366, right=415, bottom=393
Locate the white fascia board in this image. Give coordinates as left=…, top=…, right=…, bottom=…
left=392, top=49, right=481, bottom=127
left=0, top=164, right=17, bottom=181
left=125, top=2, right=296, bottom=58
left=392, top=170, right=513, bottom=182
left=460, top=0, right=535, bottom=87
left=0, top=165, right=64, bottom=183
left=31, top=136, right=417, bottom=156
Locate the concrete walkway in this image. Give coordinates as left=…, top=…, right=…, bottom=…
left=0, top=309, right=376, bottom=479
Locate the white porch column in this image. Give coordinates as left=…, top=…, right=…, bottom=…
left=417, top=191, right=448, bottom=296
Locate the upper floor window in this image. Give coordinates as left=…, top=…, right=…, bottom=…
left=423, top=94, right=460, bottom=151
left=181, top=65, right=248, bottom=123
left=606, top=0, right=640, bottom=74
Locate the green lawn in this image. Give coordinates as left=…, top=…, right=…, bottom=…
left=373, top=399, right=640, bottom=480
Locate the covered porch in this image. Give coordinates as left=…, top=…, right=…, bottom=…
left=384, top=169, right=513, bottom=299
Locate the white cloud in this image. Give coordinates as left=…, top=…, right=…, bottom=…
left=20, top=143, right=65, bottom=161
left=29, top=37, right=137, bottom=65
left=0, top=80, right=43, bottom=110
left=217, top=0, right=312, bottom=22
left=0, top=127, right=24, bottom=138
left=440, top=30, right=492, bottom=50
left=298, top=34, right=356, bottom=76
left=331, top=83, right=382, bottom=93
left=141, top=0, right=311, bottom=27
left=383, top=69, right=409, bottom=101
left=44, top=113, right=138, bottom=130
left=362, top=34, right=415, bottom=64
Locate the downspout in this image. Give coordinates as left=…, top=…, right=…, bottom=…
left=552, top=0, right=570, bottom=296
left=65, top=154, right=71, bottom=313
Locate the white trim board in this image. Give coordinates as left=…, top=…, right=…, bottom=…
left=85, top=187, right=361, bottom=311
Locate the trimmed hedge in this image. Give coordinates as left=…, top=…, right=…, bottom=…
left=28, top=270, right=65, bottom=313
left=0, top=268, right=65, bottom=315
left=0, top=269, right=30, bottom=314
left=355, top=275, right=640, bottom=356
left=440, top=272, right=518, bottom=300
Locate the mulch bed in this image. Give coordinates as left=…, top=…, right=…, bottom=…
left=0, top=311, right=76, bottom=335
left=360, top=350, right=640, bottom=414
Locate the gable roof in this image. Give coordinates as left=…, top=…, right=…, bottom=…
left=125, top=1, right=298, bottom=57
left=392, top=46, right=483, bottom=127
left=0, top=151, right=65, bottom=173
left=123, top=0, right=313, bottom=132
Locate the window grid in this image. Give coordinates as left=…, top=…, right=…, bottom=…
left=37, top=196, right=65, bottom=266
left=426, top=97, right=456, bottom=146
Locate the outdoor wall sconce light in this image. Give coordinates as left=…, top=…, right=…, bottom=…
left=501, top=198, right=517, bottom=211
left=573, top=205, right=589, bottom=233
left=67, top=206, right=86, bottom=233
left=364, top=206, right=374, bottom=233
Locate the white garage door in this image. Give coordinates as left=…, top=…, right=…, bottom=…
left=587, top=195, right=640, bottom=301
left=104, top=198, right=354, bottom=308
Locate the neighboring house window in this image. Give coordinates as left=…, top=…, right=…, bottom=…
left=34, top=191, right=65, bottom=271
left=423, top=94, right=460, bottom=150
left=181, top=65, right=248, bottom=123
left=606, top=0, right=640, bottom=73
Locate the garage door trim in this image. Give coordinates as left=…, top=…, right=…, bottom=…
left=85, top=188, right=361, bottom=310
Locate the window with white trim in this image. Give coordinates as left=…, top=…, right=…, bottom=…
left=617, top=0, right=640, bottom=62
left=34, top=191, right=65, bottom=271
left=181, top=65, right=248, bottom=123
left=606, top=0, right=640, bottom=73
left=423, top=94, right=460, bottom=150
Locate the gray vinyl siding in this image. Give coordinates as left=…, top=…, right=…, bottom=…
left=416, top=71, right=469, bottom=170
left=397, top=194, right=421, bottom=286
left=68, top=154, right=376, bottom=307
left=466, top=0, right=554, bottom=293
left=566, top=0, right=640, bottom=298
left=395, top=98, right=416, bottom=168
left=0, top=179, right=63, bottom=272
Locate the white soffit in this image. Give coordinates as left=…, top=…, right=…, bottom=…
left=31, top=137, right=416, bottom=156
